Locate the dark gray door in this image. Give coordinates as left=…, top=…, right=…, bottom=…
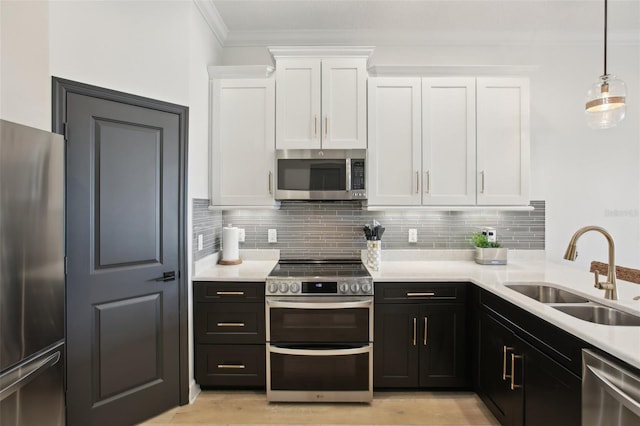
left=65, top=92, right=181, bottom=425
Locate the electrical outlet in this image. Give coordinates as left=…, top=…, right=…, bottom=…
left=238, top=228, right=245, bottom=242
left=197, top=234, right=203, bottom=251
left=408, top=229, right=418, bottom=243
left=268, top=229, right=277, bottom=243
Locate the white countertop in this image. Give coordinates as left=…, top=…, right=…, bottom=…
left=192, top=249, right=640, bottom=370
left=193, top=250, right=279, bottom=282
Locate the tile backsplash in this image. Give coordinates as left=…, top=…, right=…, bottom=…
left=194, top=200, right=545, bottom=260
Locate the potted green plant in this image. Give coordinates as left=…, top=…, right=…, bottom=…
left=470, top=231, right=508, bottom=265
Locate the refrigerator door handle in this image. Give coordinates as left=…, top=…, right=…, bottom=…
left=0, top=351, right=61, bottom=402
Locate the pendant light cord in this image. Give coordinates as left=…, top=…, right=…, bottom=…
left=603, top=0, right=608, bottom=76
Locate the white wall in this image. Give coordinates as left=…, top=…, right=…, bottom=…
left=221, top=41, right=640, bottom=271
left=0, top=1, right=51, bottom=130
left=1, top=0, right=222, bottom=402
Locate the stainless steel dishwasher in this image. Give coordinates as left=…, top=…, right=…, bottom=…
left=582, top=349, right=640, bottom=426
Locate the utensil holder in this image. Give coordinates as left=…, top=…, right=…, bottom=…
left=367, top=240, right=381, bottom=271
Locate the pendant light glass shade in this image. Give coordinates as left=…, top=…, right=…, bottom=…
left=585, top=74, right=627, bottom=129
left=585, top=0, right=626, bottom=129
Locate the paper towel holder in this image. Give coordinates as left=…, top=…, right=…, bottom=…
left=218, top=258, right=243, bottom=265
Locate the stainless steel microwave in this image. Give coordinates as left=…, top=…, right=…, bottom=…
left=275, top=149, right=367, bottom=201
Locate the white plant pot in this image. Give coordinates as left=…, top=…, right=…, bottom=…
left=474, top=247, right=508, bottom=265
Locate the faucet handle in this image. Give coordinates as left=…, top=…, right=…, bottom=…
left=593, top=270, right=601, bottom=289
left=593, top=270, right=614, bottom=290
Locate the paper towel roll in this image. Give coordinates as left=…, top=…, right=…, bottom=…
left=222, top=225, right=240, bottom=261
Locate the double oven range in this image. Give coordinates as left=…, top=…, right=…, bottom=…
left=265, top=259, right=374, bottom=402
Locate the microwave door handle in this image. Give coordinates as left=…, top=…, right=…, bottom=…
left=346, top=158, right=351, bottom=192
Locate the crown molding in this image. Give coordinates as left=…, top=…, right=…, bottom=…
left=268, top=46, right=375, bottom=61
left=207, top=65, right=274, bottom=79
left=193, top=0, right=228, bottom=46
left=368, top=65, right=540, bottom=77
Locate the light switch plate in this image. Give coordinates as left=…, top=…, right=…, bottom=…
left=197, top=234, right=203, bottom=250
left=238, top=228, right=245, bottom=242
left=408, top=229, right=418, bottom=243
left=268, top=229, right=277, bottom=243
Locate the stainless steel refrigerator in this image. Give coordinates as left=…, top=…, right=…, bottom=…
left=0, top=119, right=65, bottom=425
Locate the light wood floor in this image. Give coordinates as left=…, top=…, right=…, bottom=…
left=140, top=390, right=499, bottom=425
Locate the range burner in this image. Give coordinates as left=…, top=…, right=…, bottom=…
left=266, top=259, right=373, bottom=296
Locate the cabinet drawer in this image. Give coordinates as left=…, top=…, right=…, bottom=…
left=194, top=281, right=264, bottom=303
left=375, top=282, right=467, bottom=303
left=196, top=344, right=265, bottom=387
left=195, top=302, right=265, bottom=344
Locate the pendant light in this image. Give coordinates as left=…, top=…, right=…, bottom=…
left=585, top=0, right=626, bottom=129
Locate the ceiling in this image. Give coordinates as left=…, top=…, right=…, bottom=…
left=204, top=0, right=640, bottom=47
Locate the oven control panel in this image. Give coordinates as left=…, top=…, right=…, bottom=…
left=266, top=280, right=373, bottom=296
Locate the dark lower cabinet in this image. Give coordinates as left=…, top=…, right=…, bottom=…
left=196, top=344, right=265, bottom=387
left=193, top=281, right=266, bottom=388
left=476, top=288, right=582, bottom=426
left=374, top=283, right=468, bottom=388
left=477, top=312, right=522, bottom=426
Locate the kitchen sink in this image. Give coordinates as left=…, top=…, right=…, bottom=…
left=553, top=305, right=640, bottom=326
left=505, top=283, right=590, bottom=303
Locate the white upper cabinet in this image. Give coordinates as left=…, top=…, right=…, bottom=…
left=209, top=69, right=276, bottom=207
left=367, top=78, right=422, bottom=205
left=273, top=48, right=369, bottom=150
left=476, top=78, right=530, bottom=206
left=274, top=59, right=321, bottom=149
left=368, top=74, right=530, bottom=207
left=320, top=59, right=367, bottom=149
left=422, top=78, right=477, bottom=205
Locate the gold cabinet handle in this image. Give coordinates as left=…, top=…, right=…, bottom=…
left=324, top=116, right=328, bottom=139
left=216, top=322, right=245, bottom=327
left=424, top=171, right=430, bottom=194
left=217, top=364, right=246, bottom=369
left=412, top=317, right=417, bottom=346
left=268, top=171, right=273, bottom=195
left=407, top=292, right=435, bottom=297
left=216, top=291, right=245, bottom=296
left=423, top=317, right=428, bottom=346
left=510, top=353, right=523, bottom=390
left=502, top=346, right=514, bottom=380
left=480, top=170, right=485, bottom=194
left=314, top=115, right=318, bottom=138
left=415, top=171, right=420, bottom=194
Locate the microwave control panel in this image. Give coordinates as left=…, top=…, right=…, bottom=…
left=351, top=160, right=366, bottom=191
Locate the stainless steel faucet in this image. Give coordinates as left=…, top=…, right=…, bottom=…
left=563, top=226, right=618, bottom=300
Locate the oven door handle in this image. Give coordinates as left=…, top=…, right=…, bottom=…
left=266, top=299, right=372, bottom=310
left=268, top=344, right=372, bottom=357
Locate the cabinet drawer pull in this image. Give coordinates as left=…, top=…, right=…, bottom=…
left=216, top=291, right=245, bottom=296
left=216, top=322, right=246, bottom=327
left=423, top=317, right=428, bottom=346
left=415, top=171, right=420, bottom=194
left=268, top=171, right=273, bottom=195
left=510, top=353, right=523, bottom=390
left=480, top=170, right=485, bottom=194
left=407, top=292, right=435, bottom=297
left=412, top=317, right=417, bottom=346
left=217, top=364, right=246, bottom=369
left=502, top=346, right=514, bottom=380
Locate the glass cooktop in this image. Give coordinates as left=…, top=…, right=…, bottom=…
left=268, top=259, right=371, bottom=279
